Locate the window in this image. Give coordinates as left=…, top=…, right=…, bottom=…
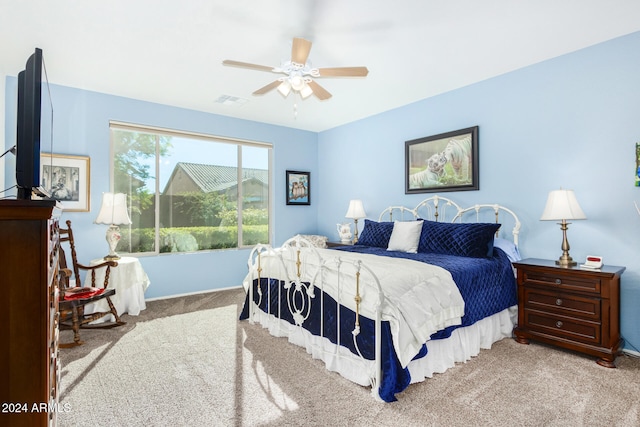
left=110, top=122, right=271, bottom=255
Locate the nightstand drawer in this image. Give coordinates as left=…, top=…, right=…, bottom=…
left=525, top=310, right=601, bottom=345
left=524, top=288, right=600, bottom=321
left=521, top=270, right=601, bottom=295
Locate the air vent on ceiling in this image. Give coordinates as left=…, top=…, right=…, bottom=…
left=215, top=95, right=248, bottom=106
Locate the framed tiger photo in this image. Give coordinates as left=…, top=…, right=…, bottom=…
left=405, top=126, right=479, bottom=194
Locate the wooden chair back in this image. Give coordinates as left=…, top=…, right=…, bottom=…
left=59, top=219, right=114, bottom=289
left=59, top=220, right=82, bottom=287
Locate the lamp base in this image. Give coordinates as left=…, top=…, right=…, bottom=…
left=554, top=219, right=577, bottom=267
left=103, top=254, right=121, bottom=261
left=353, top=218, right=360, bottom=244
left=555, top=256, right=577, bottom=267
left=104, top=224, right=122, bottom=261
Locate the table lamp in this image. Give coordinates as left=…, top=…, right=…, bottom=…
left=540, top=189, right=586, bottom=267
left=345, top=199, right=366, bottom=244
left=95, top=192, right=132, bottom=260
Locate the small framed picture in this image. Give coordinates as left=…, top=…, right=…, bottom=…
left=405, top=126, right=479, bottom=194
left=40, top=153, right=91, bottom=211
left=635, top=142, right=640, bottom=187
left=286, top=170, right=310, bottom=205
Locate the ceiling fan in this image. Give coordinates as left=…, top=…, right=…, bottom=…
left=223, top=37, right=368, bottom=101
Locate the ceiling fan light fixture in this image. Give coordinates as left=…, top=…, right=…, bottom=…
left=277, top=80, right=291, bottom=97
left=290, top=75, right=306, bottom=91
left=223, top=37, right=366, bottom=101
left=300, top=83, right=313, bottom=99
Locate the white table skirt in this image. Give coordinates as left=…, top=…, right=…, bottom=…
left=83, top=256, right=150, bottom=322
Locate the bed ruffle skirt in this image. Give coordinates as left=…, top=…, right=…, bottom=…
left=244, top=304, right=516, bottom=401
left=408, top=306, right=516, bottom=382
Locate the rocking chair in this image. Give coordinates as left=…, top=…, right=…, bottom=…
left=58, top=219, right=126, bottom=347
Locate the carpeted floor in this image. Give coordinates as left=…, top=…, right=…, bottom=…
left=58, top=287, right=640, bottom=427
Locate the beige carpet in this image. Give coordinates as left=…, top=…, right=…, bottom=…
left=58, top=287, right=640, bottom=427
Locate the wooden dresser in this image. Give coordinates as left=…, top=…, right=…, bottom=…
left=513, top=258, right=625, bottom=367
left=0, top=199, right=62, bottom=426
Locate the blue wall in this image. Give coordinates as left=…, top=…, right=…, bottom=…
left=317, top=32, right=640, bottom=352
left=3, top=81, right=319, bottom=298
left=4, top=31, right=639, bottom=352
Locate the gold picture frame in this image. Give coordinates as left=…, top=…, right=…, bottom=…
left=40, top=153, right=91, bottom=212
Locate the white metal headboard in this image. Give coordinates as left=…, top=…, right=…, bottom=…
left=376, top=195, right=521, bottom=246
left=378, top=195, right=463, bottom=222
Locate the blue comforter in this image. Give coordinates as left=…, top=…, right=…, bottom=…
left=240, top=246, right=517, bottom=402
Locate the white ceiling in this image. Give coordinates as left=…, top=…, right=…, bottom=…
left=2, top=1, right=640, bottom=132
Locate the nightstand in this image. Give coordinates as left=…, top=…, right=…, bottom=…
left=513, top=258, right=625, bottom=367
left=326, top=241, right=353, bottom=248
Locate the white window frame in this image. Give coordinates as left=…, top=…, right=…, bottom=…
left=109, top=121, right=273, bottom=256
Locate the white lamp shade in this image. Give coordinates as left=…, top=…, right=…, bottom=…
left=345, top=199, right=366, bottom=219
left=540, top=189, right=586, bottom=221
left=95, top=192, right=132, bottom=225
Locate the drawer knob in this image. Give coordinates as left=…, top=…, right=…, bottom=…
left=555, top=279, right=562, bottom=285
left=556, top=298, right=563, bottom=306
left=556, top=321, right=563, bottom=328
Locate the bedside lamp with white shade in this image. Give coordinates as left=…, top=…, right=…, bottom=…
left=540, top=189, right=586, bottom=267
left=345, top=199, right=366, bottom=244
left=95, top=192, right=132, bottom=260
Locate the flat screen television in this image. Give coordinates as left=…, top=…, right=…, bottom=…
left=15, top=47, right=53, bottom=200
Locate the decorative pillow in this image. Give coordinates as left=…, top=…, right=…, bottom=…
left=418, top=220, right=501, bottom=258
left=387, top=220, right=424, bottom=253
left=356, top=219, right=394, bottom=248
left=299, top=234, right=328, bottom=248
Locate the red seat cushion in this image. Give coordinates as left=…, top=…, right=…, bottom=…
left=63, top=287, right=105, bottom=300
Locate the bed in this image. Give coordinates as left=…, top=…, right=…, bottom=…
left=239, top=195, right=522, bottom=402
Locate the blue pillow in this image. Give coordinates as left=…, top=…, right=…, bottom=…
left=418, top=220, right=501, bottom=258
left=494, top=237, right=521, bottom=262
left=356, top=219, right=394, bottom=248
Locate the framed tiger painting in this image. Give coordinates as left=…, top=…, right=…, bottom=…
left=405, top=126, right=479, bottom=194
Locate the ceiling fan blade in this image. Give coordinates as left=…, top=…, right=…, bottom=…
left=317, top=66, right=369, bottom=77
left=222, top=60, right=275, bottom=73
left=252, top=80, right=281, bottom=95
left=291, top=37, right=312, bottom=64
left=307, top=80, right=332, bottom=100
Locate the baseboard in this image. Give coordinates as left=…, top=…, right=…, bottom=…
left=144, top=285, right=243, bottom=302
left=622, top=348, right=640, bottom=358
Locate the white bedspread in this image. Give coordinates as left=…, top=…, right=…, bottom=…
left=243, top=247, right=465, bottom=368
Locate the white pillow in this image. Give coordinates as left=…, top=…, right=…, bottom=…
left=387, top=220, right=423, bottom=253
